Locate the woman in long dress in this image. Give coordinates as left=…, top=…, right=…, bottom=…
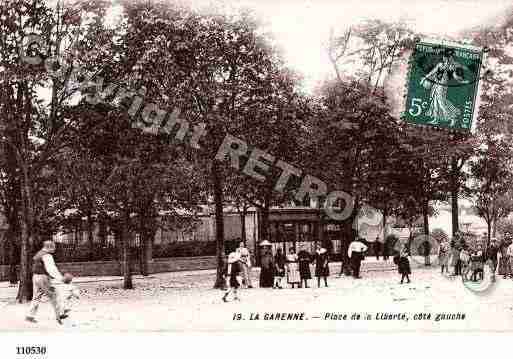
left=420, top=48, right=470, bottom=127
left=259, top=247, right=274, bottom=288
left=273, top=248, right=286, bottom=289
left=286, top=248, right=300, bottom=288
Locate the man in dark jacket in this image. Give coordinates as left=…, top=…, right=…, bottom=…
left=26, top=241, right=67, bottom=324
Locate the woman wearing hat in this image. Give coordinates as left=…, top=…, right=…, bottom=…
left=259, top=241, right=275, bottom=288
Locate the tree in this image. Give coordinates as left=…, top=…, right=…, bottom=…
left=468, top=137, right=513, bottom=246
left=0, top=0, right=117, bottom=301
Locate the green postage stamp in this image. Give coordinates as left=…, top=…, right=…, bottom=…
left=403, top=40, right=484, bottom=132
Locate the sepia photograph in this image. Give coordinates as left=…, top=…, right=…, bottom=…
left=1, top=0, right=513, bottom=348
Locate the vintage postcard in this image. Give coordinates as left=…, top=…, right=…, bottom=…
left=1, top=0, right=513, bottom=351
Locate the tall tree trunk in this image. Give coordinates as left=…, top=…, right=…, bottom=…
left=423, top=200, right=430, bottom=236
left=422, top=199, right=431, bottom=266
left=122, top=209, right=133, bottom=289
left=451, top=189, right=459, bottom=236
left=16, top=164, right=34, bottom=303
left=259, top=205, right=270, bottom=244
left=86, top=211, right=94, bottom=261
left=382, top=207, right=388, bottom=241
left=139, top=225, right=154, bottom=277
left=487, top=220, right=492, bottom=249
left=212, top=160, right=226, bottom=289
left=450, top=158, right=460, bottom=236
left=341, top=208, right=358, bottom=275
left=240, top=207, right=247, bottom=243
left=7, top=230, right=19, bottom=284
left=98, top=214, right=107, bottom=258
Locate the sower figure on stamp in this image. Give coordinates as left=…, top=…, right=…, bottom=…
left=26, top=240, right=68, bottom=324
left=348, top=237, right=367, bottom=279
left=420, top=48, right=470, bottom=127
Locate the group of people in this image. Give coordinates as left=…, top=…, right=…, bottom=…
left=222, top=241, right=332, bottom=302
left=437, top=232, right=513, bottom=282
left=221, top=237, right=414, bottom=302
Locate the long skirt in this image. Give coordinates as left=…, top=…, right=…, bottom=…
left=498, top=257, right=511, bottom=276
left=287, top=262, right=300, bottom=284
left=240, top=263, right=253, bottom=287
left=439, top=254, right=449, bottom=266
left=298, top=261, right=312, bottom=280
left=259, top=267, right=274, bottom=288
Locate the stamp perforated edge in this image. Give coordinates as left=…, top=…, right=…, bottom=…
left=400, top=37, right=486, bottom=135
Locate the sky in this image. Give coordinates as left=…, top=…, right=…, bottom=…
left=187, top=0, right=512, bottom=91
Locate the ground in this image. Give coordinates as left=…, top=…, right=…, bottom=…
left=1, top=258, right=512, bottom=332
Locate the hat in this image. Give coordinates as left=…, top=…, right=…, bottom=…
left=259, top=240, right=272, bottom=246
left=227, top=252, right=240, bottom=264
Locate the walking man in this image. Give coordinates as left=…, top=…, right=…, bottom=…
left=26, top=240, right=67, bottom=324
left=348, top=237, right=368, bottom=279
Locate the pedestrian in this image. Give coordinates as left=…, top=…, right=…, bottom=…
left=25, top=240, right=67, bottom=324
left=438, top=241, right=449, bottom=274
left=348, top=237, right=368, bottom=279
left=507, top=240, right=513, bottom=280
left=449, top=239, right=460, bottom=276
left=498, top=238, right=511, bottom=278
left=397, top=248, right=411, bottom=284
left=56, top=273, right=80, bottom=315
left=314, top=244, right=329, bottom=288
left=297, top=245, right=312, bottom=288
left=259, top=241, right=274, bottom=288
left=236, top=241, right=253, bottom=288
left=273, top=248, right=286, bottom=289
left=486, top=239, right=500, bottom=283
left=374, top=238, right=381, bottom=260
left=383, top=237, right=389, bottom=261
left=286, top=248, right=300, bottom=288
left=460, top=246, right=471, bottom=282
left=222, top=252, right=242, bottom=302
left=470, top=245, right=484, bottom=281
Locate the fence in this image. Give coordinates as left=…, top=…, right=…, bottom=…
left=0, top=237, right=217, bottom=265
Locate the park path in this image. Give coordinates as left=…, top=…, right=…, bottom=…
left=1, top=258, right=513, bottom=332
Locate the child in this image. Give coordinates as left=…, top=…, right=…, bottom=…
left=460, top=246, right=471, bottom=281
left=397, top=249, right=411, bottom=284
left=58, top=273, right=80, bottom=315
left=222, top=252, right=242, bottom=302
